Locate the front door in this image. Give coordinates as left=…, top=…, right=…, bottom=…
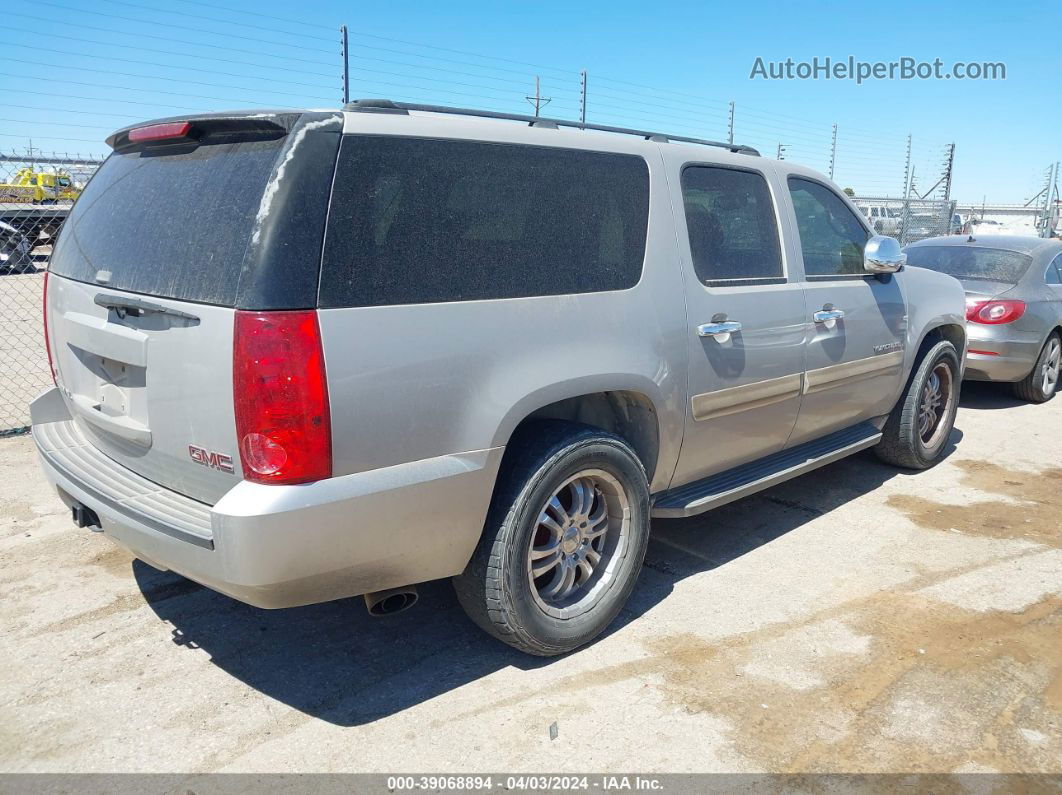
left=670, top=162, right=807, bottom=488
left=783, top=176, right=908, bottom=446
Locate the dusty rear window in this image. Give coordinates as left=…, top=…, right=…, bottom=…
left=49, top=138, right=284, bottom=306
left=904, top=246, right=1033, bottom=283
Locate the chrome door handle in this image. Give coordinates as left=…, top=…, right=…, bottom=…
left=697, top=321, right=742, bottom=340
left=813, top=309, right=845, bottom=323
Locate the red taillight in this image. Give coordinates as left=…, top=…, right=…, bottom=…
left=128, top=121, right=192, bottom=143
left=42, top=271, right=56, bottom=385
left=233, top=310, right=331, bottom=485
left=965, top=299, right=1026, bottom=325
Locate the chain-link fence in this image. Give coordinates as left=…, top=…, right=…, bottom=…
left=0, top=151, right=103, bottom=433
left=852, top=197, right=960, bottom=245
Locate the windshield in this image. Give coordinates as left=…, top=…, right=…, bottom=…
left=904, top=245, right=1033, bottom=283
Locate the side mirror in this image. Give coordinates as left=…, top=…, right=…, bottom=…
left=864, top=235, right=906, bottom=274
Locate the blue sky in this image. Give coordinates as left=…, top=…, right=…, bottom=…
left=3, top=0, right=1057, bottom=202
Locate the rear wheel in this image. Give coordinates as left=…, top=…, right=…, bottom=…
left=454, top=421, right=650, bottom=656
left=875, top=340, right=960, bottom=469
left=1013, top=333, right=1060, bottom=403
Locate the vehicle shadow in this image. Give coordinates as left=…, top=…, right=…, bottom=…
left=958, top=381, right=1027, bottom=411
left=136, top=427, right=961, bottom=727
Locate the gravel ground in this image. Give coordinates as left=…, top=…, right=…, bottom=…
left=0, top=382, right=1059, bottom=774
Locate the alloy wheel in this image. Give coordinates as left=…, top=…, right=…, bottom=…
left=918, top=361, right=955, bottom=447
left=527, top=469, right=631, bottom=618
left=1041, top=338, right=1061, bottom=397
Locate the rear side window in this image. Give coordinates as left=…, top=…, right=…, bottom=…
left=788, top=177, right=870, bottom=277
left=680, top=166, right=783, bottom=283
left=50, top=138, right=285, bottom=306
left=320, top=136, right=649, bottom=307
left=1048, top=254, right=1062, bottom=285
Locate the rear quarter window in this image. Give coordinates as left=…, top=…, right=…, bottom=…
left=319, top=136, right=650, bottom=307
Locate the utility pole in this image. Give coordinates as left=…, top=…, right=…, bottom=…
left=776, top=143, right=786, bottom=160
left=901, top=134, right=912, bottom=198
left=579, top=70, right=588, bottom=126
left=1040, top=162, right=1057, bottom=237
left=828, top=123, right=837, bottom=180
left=727, top=101, right=735, bottom=146
left=942, top=142, right=955, bottom=202
left=524, top=76, right=552, bottom=117
left=340, top=25, right=350, bottom=105
left=1049, top=159, right=1057, bottom=235
left=899, top=133, right=913, bottom=243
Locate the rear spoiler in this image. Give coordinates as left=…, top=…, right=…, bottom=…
left=107, top=111, right=303, bottom=152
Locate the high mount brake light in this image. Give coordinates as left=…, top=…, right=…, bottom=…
left=965, top=299, right=1026, bottom=325
left=233, top=310, right=332, bottom=485
left=127, top=122, right=192, bottom=143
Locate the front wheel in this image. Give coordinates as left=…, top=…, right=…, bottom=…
left=875, top=340, right=961, bottom=470
left=454, top=421, right=650, bottom=656
left=1013, top=333, right=1060, bottom=403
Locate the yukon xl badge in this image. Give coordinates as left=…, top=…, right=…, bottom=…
left=188, top=445, right=235, bottom=474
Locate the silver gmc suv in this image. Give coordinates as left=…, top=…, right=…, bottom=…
left=32, top=101, right=967, bottom=655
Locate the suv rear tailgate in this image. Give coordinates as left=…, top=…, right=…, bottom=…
left=47, top=274, right=239, bottom=504
left=44, top=111, right=342, bottom=505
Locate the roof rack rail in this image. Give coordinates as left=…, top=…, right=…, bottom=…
left=343, top=99, right=760, bottom=156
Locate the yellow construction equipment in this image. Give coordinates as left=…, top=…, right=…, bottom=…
left=0, top=168, right=81, bottom=203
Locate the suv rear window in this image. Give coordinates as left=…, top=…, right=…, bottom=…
left=49, top=138, right=285, bottom=307
left=320, top=136, right=649, bottom=307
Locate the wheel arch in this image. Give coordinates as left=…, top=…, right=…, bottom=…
left=916, top=322, right=967, bottom=363
left=490, top=379, right=673, bottom=493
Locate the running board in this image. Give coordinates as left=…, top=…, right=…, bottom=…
left=651, top=422, right=883, bottom=519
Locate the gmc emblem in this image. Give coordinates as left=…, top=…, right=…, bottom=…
left=188, top=444, right=235, bottom=474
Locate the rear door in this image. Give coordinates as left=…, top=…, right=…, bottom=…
left=44, top=113, right=340, bottom=503
left=669, top=160, right=807, bottom=487
left=783, top=176, right=908, bottom=446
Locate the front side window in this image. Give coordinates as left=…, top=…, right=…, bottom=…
left=680, top=166, right=783, bottom=283
left=320, top=136, right=650, bottom=307
left=788, top=177, right=870, bottom=277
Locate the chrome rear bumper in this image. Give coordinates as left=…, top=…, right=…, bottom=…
left=31, top=388, right=503, bottom=608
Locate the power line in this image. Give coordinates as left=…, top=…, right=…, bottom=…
left=6, top=104, right=142, bottom=119
left=3, top=58, right=333, bottom=100
left=174, top=0, right=348, bottom=31
left=0, top=133, right=105, bottom=144
left=27, top=0, right=337, bottom=56
left=5, top=12, right=336, bottom=69
left=0, top=118, right=113, bottom=129
left=3, top=39, right=334, bottom=86
left=3, top=87, right=289, bottom=112
left=99, top=0, right=337, bottom=43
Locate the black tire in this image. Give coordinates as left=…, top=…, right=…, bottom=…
left=1012, top=332, right=1061, bottom=403
left=454, top=420, right=650, bottom=656
left=875, top=340, right=961, bottom=470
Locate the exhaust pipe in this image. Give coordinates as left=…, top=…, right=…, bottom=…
left=364, top=586, right=418, bottom=616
